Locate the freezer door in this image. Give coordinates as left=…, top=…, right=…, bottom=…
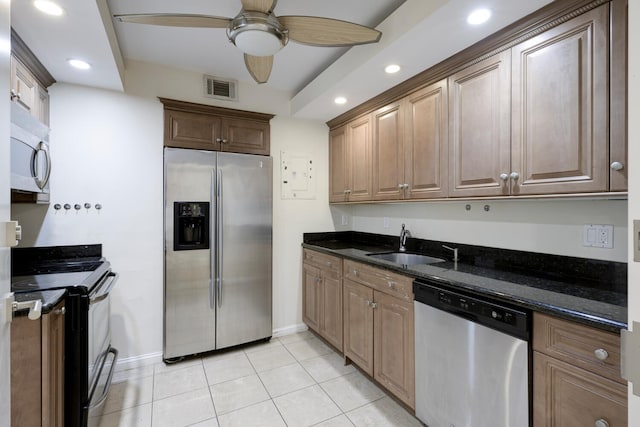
left=164, top=148, right=217, bottom=359
left=216, top=153, right=272, bottom=349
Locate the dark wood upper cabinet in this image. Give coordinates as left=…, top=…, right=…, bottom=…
left=160, top=98, right=273, bottom=156
left=510, top=4, right=609, bottom=195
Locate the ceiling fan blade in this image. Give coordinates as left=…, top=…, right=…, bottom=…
left=114, top=14, right=232, bottom=28
left=241, top=0, right=277, bottom=13
left=244, top=54, right=273, bottom=84
left=278, top=16, right=381, bottom=47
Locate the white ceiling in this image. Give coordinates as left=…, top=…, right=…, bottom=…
left=11, top=0, right=554, bottom=122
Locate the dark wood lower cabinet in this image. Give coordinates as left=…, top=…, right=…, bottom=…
left=533, top=352, right=627, bottom=427
left=11, top=301, right=65, bottom=427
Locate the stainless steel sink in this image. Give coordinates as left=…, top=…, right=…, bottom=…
left=366, top=252, right=445, bottom=266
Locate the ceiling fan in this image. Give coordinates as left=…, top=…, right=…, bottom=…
left=114, top=0, right=382, bottom=84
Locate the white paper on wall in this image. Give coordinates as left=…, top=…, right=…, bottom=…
left=280, top=151, right=316, bottom=199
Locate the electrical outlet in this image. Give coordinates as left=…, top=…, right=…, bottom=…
left=583, top=224, right=614, bottom=248
left=383, top=217, right=390, bottom=229
left=341, top=215, right=349, bottom=226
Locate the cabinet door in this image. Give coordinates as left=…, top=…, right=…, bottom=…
left=164, top=109, right=222, bottom=150
left=302, top=264, right=322, bottom=333
left=404, top=80, right=448, bottom=199
left=511, top=5, right=608, bottom=195
left=222, top=117, right=270, bottom=155
left=373, top=291, right=415, bottom=409
left=609, top=0, right=627, bottom=192
left=343, top=279, right=374, bottom=375
left=347, top=115, right=372, bottom=202
left=11, top=56, right=38, bottom=117
left=448, top=51, right=511, bottom=197
left=42, top=302, right=65, bottom=426
left=37, top=85, right=50, bottom=126
left=533, top=352, right=627, bottom=427
left=329, top=125, right=349, bottom=202
left=372, top=102, right=404, bottom=200
left=11, top=315, right=42, bottom=426
left=321, top=274, right=343, bottom=351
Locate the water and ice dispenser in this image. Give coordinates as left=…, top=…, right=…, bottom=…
left=173, top=202, right=210, bottom=251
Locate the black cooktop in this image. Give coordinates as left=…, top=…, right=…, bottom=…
left=11, top=244, right=110, bottom=293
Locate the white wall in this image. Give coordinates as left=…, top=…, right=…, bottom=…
left=12, top=83, right=165, bottom=360
left=11, top=64, right=344, bottom=361
left=628, top=0, right=640, bottom=421
left=351, top=199, right=627, bottom=262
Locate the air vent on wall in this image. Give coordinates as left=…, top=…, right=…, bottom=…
left=204, top=75, right=238, bottom=101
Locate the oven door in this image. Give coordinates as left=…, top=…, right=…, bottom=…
left=86, top=272, right=119, bottom=425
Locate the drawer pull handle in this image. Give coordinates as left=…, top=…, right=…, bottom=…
left=371, top=302, right=377, bottom=309
left=353, top=269, right=358, bottom=276
left=387, top=281, right=396, bottom=288
left=326, top=261, right=332, bottom=267
left=365, top=300, right=371, bottom=306
left=595, top=419, right=610, bottom=427
left=594, top=348, right=609, bottom=361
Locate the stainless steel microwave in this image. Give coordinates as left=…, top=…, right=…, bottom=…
left=10, top=102, right=51, bottom=198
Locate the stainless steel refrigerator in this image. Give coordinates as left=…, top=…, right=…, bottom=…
left=163, top=147, right=272, bottom=360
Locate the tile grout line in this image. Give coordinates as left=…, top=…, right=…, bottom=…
left=199, top=357, right=220, bottom=425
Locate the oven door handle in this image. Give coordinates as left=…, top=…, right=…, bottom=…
left=90, top=272, right=119, bottom=305
left=88, top=347, right=118, bottom=409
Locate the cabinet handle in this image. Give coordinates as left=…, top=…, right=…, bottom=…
left=403, top=183, right=409, bottom=189
left=216, top=138, right=222, bottom=143
left=326, top=261, right=332, bottom=267
left=55, top=307, right=66, bottom=315
left=10, top=89, right=17, bottom=100
left=365, top=300, right=371, bottom=306
left=222, top=139, right=228, bottom=144
left=610, top=161, right=624, bottom=171
left=594, top=348, right=609, bottom=361
left=595, top=419, right=610, bottom=427
left=499, top=173, right=509, bottom=182
left=398, top=184, right=404, bottom=189
left=387, top=281, right=396, bottom=289
left=346, top=189, right=352, bottom=194
left=371, top=302, right=377, bottom=309
left=510, top=172, right=519, bottom=181
left=352, top=269, right=358, bottom=276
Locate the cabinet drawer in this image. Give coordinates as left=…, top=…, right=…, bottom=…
left=533, top=313, right=623, bottom=384
left=303, top=249, right=342, bottom=275
left=344, top=260, right=413, bottom=301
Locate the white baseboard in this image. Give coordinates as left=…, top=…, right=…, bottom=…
left=272, top=323, right=308, bottom=338
left=114, top=324, right=308, bottom=372
left=114, top=351, right=163, bottom=372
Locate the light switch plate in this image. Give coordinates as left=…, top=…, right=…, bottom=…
left=634, top=220, right=640, bottom=262
left=582, top=224, right=613, bottom=248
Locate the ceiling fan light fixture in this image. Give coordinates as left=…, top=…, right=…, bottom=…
left=228, top=11, right=287, bottom=56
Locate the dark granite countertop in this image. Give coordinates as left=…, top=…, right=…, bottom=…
left=13, top=289, right=66, bottom=317
left=303, top=232, right=627, bottom=333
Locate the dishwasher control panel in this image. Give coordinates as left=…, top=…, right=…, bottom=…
left=415, top=279, right=530, bottom=340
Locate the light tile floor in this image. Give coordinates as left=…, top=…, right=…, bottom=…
left=99, top=331, right=424, bottom=427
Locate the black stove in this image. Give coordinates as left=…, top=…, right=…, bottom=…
left=11, top=244, right=119, bottom=427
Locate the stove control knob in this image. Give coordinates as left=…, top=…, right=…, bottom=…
left=491, top=311, right=498, bottom=319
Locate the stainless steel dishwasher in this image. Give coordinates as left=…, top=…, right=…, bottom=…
left=413, top=278, right=530, bottom=427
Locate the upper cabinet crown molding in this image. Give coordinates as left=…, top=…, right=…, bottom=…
left=326, top=0, right=610, bottom=129
left=11, top=29, right=56, bottom=88
left=159, top=97, right=274, bottom=122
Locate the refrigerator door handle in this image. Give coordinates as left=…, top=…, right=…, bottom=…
left=217, top=169, right=223, bottom=308
left=210, top=170, right=216, bottom=310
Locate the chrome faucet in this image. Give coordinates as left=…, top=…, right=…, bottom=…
left=442, top=245, right=459, bottom=262
left=399, top=224, right=411, bottom=252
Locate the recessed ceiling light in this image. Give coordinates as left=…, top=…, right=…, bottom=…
left=68, top=59, right=91, bottom=70
left=34, top=0, right=64, bottom=16
left=334, top=97, right=347, bottom=105
left=467, top=8, right=491, bottom=25
left=385, top=64, right=401, bottom=74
